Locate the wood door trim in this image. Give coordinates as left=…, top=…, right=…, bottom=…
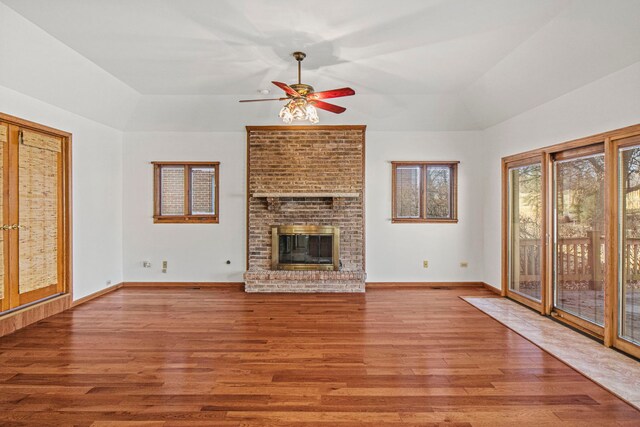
left=551, top=307, right=605, bottom=338
left=7, top=125, right=19, bottom=309
left=0, top=113, right=72, bottom=316
left=603, top=137, right=615, bottom=347
left=611, top=136, right=640, bottom=358
left=552, top=143, right=604, bottom=162
left=0, top=122, right=8, bottom=312
left=550, top=145, right=607, bottom=339
left=17, top=284, right=60, bottom=306
left=0, top=113, right=72, bottom=138
left=502, top=155, right=546, bottom=309
left=502, top=123, right=640, bottom=163
left=506, top=289, right=543, bottom=312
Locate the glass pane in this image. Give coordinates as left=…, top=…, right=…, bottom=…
left=554, top=153, right=605, bottom=326
left=395, top=166, right=421, bottom=218
left=508, top=163, right=542, bottom=301
left=278, top=235, right=333, bottom=264
left=619, top=145, right=640, bottom=345
left=426, top=166, right=452, bottom=219
left=190, top=167, right=216, bottom=215
left=160, top=166, right=185, bottom=216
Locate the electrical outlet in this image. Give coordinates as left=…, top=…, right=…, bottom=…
left=142, top=261, right=151, bottom=268
left=423, top=260, right=429, bottom=268
left=106, top=280, right=112, bottom=286
left=460, top=262, right=469, bottom=268
left=162, top=260, right=167, bottom=274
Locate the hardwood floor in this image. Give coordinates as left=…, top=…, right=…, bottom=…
left=0, top=286, right=638, bottom=426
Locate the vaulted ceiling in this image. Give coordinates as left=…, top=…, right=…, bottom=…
left=2, top=0, right=639, bottom=131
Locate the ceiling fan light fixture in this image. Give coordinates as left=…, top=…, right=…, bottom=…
left=278, top=102, right=294, bottom=124
left=278, top=98, right=319, bottom=124
left=306, top=105, right=319, bottom=124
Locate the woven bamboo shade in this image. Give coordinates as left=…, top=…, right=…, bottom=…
left=21, top=130, right=62, bottom=153
left=18, top=130, right=60, bottom=294
left=0, top=124, right=4, bottom=300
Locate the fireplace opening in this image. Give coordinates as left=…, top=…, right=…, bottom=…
left=272, top=225, right=339, bottom=271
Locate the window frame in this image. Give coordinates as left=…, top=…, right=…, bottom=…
left=152, top=161, right=219, bottom=224
left=391, top=161, right=459, bottom=223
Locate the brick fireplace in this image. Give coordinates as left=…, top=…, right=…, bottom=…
left=244, top=125, right=366, bottom=292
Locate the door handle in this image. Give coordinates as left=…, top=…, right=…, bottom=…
left=0, top=224, right=26, bottom=230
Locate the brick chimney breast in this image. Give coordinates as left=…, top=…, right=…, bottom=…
left=244, top=126, right=366, bottom=293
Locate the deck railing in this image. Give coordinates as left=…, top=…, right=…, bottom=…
left=517, top=236, right=640, bottom=283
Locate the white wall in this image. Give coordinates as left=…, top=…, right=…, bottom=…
left=122, top=130, right=485, bottom=283
left=122, top=132, right=246, bottom=282
left=0, top=85, right=124, bottom=300
left=481, top=61, right=640, bottom=289
left=0, top=2, right=139, bottom=130
left=366, top=131, right=485, bottom=282
left=0, top=1, right=132, bottom=300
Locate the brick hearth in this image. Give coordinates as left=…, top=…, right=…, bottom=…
left=244, top=126, right=366, bottom=293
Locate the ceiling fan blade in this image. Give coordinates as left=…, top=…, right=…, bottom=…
left=311, top=100, right=346, bottom=114
left=306, top=87, right=355, bottom=101
left=239, top=98, right=287, bottom=102
left=272, top=81, right=301, bottom=97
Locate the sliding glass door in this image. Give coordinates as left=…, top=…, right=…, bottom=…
left=506, top=160, right=544, bottom=310
left=616, top=135, right=640, bottom=357
left=503, top=125, right=640, bottom=358
left=552, top=147, right=606, bottom=334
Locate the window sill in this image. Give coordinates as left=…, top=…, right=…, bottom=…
left=153, top=216, right=218, bottom=224
left=392, top=218, right=458, bottom=224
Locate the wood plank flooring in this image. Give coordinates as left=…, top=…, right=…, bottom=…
left=0, top=286, right=638, bottom=426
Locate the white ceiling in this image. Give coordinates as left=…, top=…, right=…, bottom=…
left=1, top=0, right=639, bottom=131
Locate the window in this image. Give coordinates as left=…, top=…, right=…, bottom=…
left=392, top=161, right=458, bottom=223
left=153, top=162, right=219, bottom=223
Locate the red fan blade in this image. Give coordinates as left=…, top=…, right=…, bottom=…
left=271, top=81, right=301, bottom=97
left=311, top=100, right=346, bottom=114
left=239, top=98, right=287, bottom=102
left=306, top=87, right=355, bottom=101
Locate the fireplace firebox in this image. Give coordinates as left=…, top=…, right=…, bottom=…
left=271, top=225, right=339, bottom=271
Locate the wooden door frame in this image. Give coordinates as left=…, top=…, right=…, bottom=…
left=610, top=132, right=640, bottom=358
left=0, top=112, right=72, bottom=312
left=502, top=154, right=546, bottom=314
left=0, top=122, right=8, bottom=312
left=549, top=142, right=606, bottom=339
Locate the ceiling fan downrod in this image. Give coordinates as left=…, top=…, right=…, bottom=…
left=292, top=51, right=306, bottom=85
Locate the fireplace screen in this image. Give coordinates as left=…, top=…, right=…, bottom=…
left=272, top=225, right=339, bottom=271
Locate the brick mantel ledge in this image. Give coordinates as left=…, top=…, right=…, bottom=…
left=252, top=192, right=360, bottom=198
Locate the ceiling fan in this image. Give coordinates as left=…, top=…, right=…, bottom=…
left=239, top=51, right=355, bottom=124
